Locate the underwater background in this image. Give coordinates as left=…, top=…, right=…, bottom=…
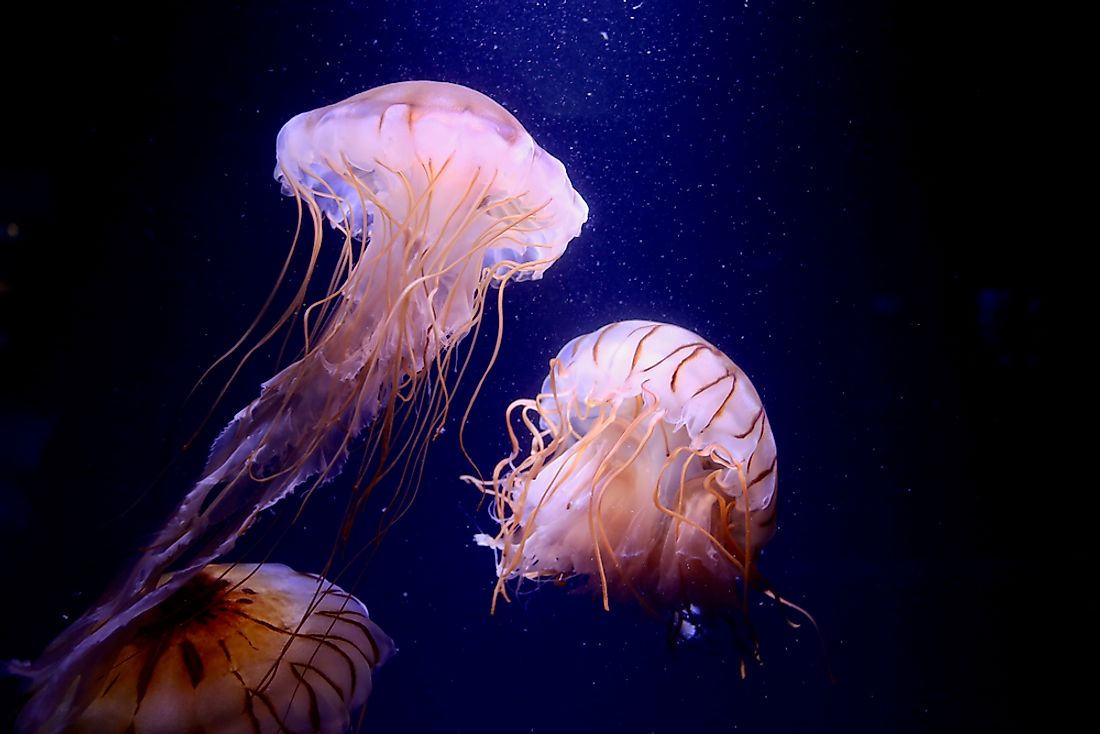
left=0, top=2, right=1039, bottom=732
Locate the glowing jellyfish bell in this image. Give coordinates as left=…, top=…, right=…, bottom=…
left=58, top=564, right=393, bottom=734
left=472, top=320, right=778, bottom=616
left=10, top=81, right=586, bottom=733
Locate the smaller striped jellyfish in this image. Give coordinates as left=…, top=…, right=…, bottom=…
left=471, top=321, right=779, bottom=623
left=43, top=564, right=392, bottom=734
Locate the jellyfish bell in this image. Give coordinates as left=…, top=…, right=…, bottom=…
left=276, top=80, right=586, bottom=283
left=471, top=320, right=777, bottom=615
left=10, top=81, right=586, bottom=733
left=33, top=563, right=393, bottom=734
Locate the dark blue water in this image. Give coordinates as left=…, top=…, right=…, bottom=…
left=0, top=2, right=1039, bottom=732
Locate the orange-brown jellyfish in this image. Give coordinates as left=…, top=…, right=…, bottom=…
left=471, top=320, right=777, bottom=615
left=49, top=564, right=392, bottom=734
left=11, top=81, right=587, bottom=733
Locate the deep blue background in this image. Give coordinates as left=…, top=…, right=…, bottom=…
left=1, top=2, right=1040, bottom=732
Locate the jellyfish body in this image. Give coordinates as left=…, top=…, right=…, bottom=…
left=52, top=563, right=392, bottom=734
left=473, top=320, right=777, bottom=613
left=161, top=80, right=588, bottom=579
left=12, top=81, right=586, bottom=733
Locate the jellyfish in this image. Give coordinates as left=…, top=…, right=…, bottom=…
left=146, top=80, right=587, bottom=573
left=46, top=563, right=393, bottom=734
left=471, top=320, right=777, bottom=616
left=10, top=81, right=587, bottom=732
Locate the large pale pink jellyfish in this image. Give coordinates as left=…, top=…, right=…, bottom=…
left=55, top=564, right=392, bottom=734
left=11, top=81, right=587, bottom=733
left=472, top=320, right=777, bottom=615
